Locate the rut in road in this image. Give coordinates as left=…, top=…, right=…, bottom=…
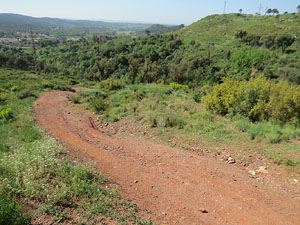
left=34, top=91, right=300, bottom=225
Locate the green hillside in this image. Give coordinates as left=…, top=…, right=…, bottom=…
left=1, top=13, right=300, bottom=85
left=172, top=13, right=300, bottom=83
left=177, top=13, right=300, bottom=41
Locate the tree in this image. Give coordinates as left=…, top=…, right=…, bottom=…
left=275, top=34, right=295, bottom=53
left=128, top=57, right=140, bottom=84
left=272, top=9, right=279, bottom=15
left=236, top=30, right=247, bottom=39
left=145, top=30, right=151, bottom=36
left=239, top=9, right=243, bottom=14
left=266, top=8, right=272, bottom=15
left=297, top=5, right=300, bottom=13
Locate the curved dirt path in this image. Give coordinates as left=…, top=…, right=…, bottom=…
left=34, top=91, right=300, bottom=225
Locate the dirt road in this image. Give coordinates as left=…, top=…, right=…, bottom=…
left=34, top=91, right=300, bottom=225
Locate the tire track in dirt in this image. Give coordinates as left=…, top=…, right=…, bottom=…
left=34, top=91, right=300, bottom=225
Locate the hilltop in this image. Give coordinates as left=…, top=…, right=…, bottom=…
left=176, top=13, right=300, bottom=41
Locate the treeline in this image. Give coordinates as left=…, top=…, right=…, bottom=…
left=1, top=27, right=300, bottom=87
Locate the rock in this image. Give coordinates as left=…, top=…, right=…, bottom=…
left=257, top=166, right=268, bottom=174
left=199, top=208, right=208, bottom=213
left=293, top=179, right=298, bottom=184
left=249, top=171, right=256, bottom=176
left=227, top=157, right=236, bottom=164
left=134, top=180, right=138, bottom=184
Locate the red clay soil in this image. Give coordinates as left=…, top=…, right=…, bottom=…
left=34, top=91, right=300, bottom=225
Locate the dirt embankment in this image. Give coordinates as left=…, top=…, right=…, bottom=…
left=34, top=91, right=300, bottom=225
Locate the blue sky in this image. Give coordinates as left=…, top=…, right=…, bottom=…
left=1, top=0, right=300, bottom=24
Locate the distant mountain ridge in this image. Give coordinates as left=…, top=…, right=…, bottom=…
left=0, top=13, right=151, bottom=35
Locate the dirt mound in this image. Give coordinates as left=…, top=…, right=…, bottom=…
left=34, top=91, right=300, bottom=225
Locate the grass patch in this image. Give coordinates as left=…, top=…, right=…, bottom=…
left=234, top=118, right=300, bottom=143
left=266, top=148, right=300, bottom=168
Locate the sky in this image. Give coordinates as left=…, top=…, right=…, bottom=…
left=1, top=0, right=300, bottom=25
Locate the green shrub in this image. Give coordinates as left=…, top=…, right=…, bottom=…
left=90, top=98, right=106, bottom=113
left=17, top=123, right=42, bottom=142
left=169, top=82, right=189, bottom=90
left=99, top=79, right=125, bottom=90
left=10, top=86, right=19, bottom=92
left=203, top=77, right=300, bottom=124
left=0, top=108, right=13, bottom=121
left=17, top=89, right=36, bottom=99
left=193, top=92, right=202, bottom=103
left=0, top=93, right=11, bottom=104
left=160, top=113, right=186, bottom=129
left=80, top=89, right=107, bottom=99
left=41, top=81, right=55, bottom=89
left=0, top=143, right=9, bottom=154
left=71, top=96, right=80, bottom=104
left=0, top=194, right=31, bottom=225
left=41, top=81, right=74, bottom=92
left=67, top=79, right=79, bottom=85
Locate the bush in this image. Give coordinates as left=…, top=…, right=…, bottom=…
left=17, top=89, right=36, bottom=99
left=99, top=79, right=125, bottom=90
left=228, top=49, right=273, bottom=80
left=41, top=81, right=74, bottom=92
left=0, top=93, right=11, bottom=104
left=41, top=81, right=55, bottom=89
left=80, top=89, right=107, bottom=99
left=0, top=108, right=13, bottom=121
left=203, top=78, right=300, bottom=124
left=169, top=82, right=189, bottom=90
left=71, top=96, right=80, bottom=104
left=160, top=113, right=186, bottom=129
left=0, top=195, right=31, bottom=225
left=90, top=98, right=106, bottom=113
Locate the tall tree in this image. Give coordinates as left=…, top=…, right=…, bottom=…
left=266, top=8, right=272, bottom=15
left=297, top=5, right=300, bottom=13
left=272, top=9, right=279, bottom=15
left=275, top=34, right=295, bottom=53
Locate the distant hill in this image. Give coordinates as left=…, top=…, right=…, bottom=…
left=175, top=13, right=300, bottom=44
left=143, top=24, right=183, bottom=35
left=0, top=13, right=151, bottom=36
left=171, top=13, right=300, bottom=83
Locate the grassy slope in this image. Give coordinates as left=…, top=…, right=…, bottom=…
left=0, top=69, right=152, bottom=225
left=72, top=81, right=300, bottom=171
left=173, top=13, right=300, bottom=78
left=176, top=13, right=300, bottom=43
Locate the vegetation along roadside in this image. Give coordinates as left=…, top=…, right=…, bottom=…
left=0, top=68, right=153, bottom=225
